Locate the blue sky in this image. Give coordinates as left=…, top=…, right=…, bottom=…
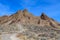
left=0, top=0, right=60, bottom=22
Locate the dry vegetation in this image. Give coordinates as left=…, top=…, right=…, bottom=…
left=0, top=10, right=60, bottom=40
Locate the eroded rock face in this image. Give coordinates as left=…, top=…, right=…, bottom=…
left=40, top=13, right=50, bottom=20
left=0, top=9, right=60, bottom=40
left=0, top=9, right=59, bottom=28
left=2, top=24, right=59, bottom=40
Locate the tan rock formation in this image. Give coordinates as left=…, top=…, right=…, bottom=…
left=0, top=9, right=60, bottom=40
left=40, top=13, right=50, bottom=20
left=0, top=9, right=60, bottom=29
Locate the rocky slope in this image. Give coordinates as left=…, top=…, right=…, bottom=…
left=0, top=9, right=60, bottom=40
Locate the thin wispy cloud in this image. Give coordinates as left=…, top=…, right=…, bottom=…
left=0, top=3, right=14, bottom=16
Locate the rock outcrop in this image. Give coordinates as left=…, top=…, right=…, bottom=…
left=0, top=9, right=59, bottom=28
left=40, top=13, right=50, bottom=20
left=0, top=9, right=60, bottom=40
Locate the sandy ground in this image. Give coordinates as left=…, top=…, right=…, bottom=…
left=0, top=33, right=19, bottom=40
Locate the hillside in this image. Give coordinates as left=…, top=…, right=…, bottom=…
left=0, top=9, right=60, bottom=40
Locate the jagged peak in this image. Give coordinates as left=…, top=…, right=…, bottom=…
left=0, top=10, right=59, bottom=29
left=16, top=10, right=23, bottom=14
left=41, top=13, right=46, bottom=16
left=17, top=10, right=21, bottom=12
left=40, top=13, right=50, bottom=20
left=12, top=10, right=23, bottom=17
left=41, top=13, right=48, bottom=18
left=23, top=9, right=28, bottom=13
left=23, top=9, right=31, bottom=16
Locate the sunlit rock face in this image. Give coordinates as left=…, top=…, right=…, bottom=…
left=0, top=9, right=60, bottom=40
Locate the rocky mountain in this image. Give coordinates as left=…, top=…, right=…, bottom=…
left=0, top=9, right=60, bottom=40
